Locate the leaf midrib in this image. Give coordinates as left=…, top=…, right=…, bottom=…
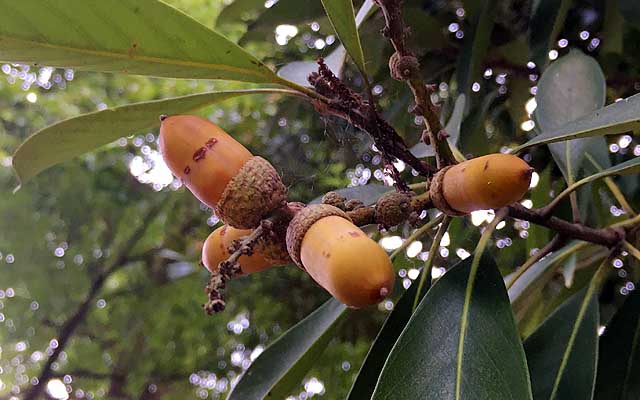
left=0, top=35, right=271, bottom=79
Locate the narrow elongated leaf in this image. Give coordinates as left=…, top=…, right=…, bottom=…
left=228, top=299, right=348, bottom=400
left=277, top=0, right=375, bottom=86
left=12, top=89, right=296, bottom=186
left=372, top=254, right=532, bottom=400
left=524, top=288, right=599, bottom=400
left=310, top=184, right=391, bottom=206
left=411, top=94, right=466, bottom=158
left=595, top=288, right=640, bottom=399
left=456, top=1, right=497, bottom=100
left=512, top=92, right=640, bottom=153
left=0, top=0, right=279, bottom=83
left=528, top=0, right=572, bottom=69
left=564, top=157, right=640, bottom=197
left=347, top=270, right=430, bottom=400
left=509, top=241, right=583, bottom=312
left=320, top=0, right=367, bottom=75
left=535, top=50, right=607, bottom=182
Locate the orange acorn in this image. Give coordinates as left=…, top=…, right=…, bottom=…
left=430, top=153, right=533, bottom=215
left=159, top=115, right=287, bottom=228
left=202, top=225, right=280, bottom=275
left=286, top=205, right=395, bottom=308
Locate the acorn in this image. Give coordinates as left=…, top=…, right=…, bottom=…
left=202, top=225, right=290, bottom=275
left=429, top=153, right=533, bottom=215
left=286, top=204, right=395, bottom=308
left=159, top=115, right=287, bottom=228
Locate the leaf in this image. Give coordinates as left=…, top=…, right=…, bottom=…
left=411, top=94, right=466, bottom=158
left=535, top=50, right=607, bottom=182
left=320, top=0, right=367, bottom=75
left=310, top=184, right=391, bottom=206
left=509, top=241, right=583, bottom=312
left=568, top=157, right=640, bottom=194
left=12, top=89, right=296, bottom=186
left=227, top=299, right=348, bottom=400
left=0, top=0, right=279, bottom=83
left=595, top=287, right=640, bottom=399
left=372, top=254, right=532, bottom=400
left=455, top=1, right=497, bottom=100
left=524, top=288, right=599, bottom=400
left=277, top=0, right=375, bottom=86
left=512, top=93, right=640, bottom=154
left=528, top=0, right=572, bottom=69
left=347, top=269, right=430, bottom=400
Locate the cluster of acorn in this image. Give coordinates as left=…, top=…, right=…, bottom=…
left=158, top=115, right=533, bottom=311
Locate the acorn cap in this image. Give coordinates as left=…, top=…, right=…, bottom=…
left=429, top=167, right=467, bottom=216
left=375, top=191, right=412, bottom=227
left=256, top=202, right=306, bottom=265
left=286, top=204, right=351, bottom=268
left=215, top=156, right=288, bottom=229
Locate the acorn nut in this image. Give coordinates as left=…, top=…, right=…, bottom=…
left=429, top=153, right=533, bottom=215
left=286, top=204, right=395, bottom=308
left=159, top=115, right=287, bottom=229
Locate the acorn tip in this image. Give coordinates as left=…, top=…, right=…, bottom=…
left=159, top=114, right=168, bottom=122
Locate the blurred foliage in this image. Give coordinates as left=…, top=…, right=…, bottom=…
left=1, top=0, right=640, bottom=399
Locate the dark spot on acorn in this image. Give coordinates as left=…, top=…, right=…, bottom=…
left=348, top=231, right=361, bottom=237
left=205, top=137, right=218, bottom=149
left=193, top=147, right=207, bottom=162
left=159, top=114, right=167, bottom=121
left=183, top=166, right=191, bottom=175
left=484, top=161, right=489, bottom=171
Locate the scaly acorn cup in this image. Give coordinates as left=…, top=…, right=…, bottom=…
left=286, top=204, right=395, bottom=308
left=430, top=153, right=533, bottom=215
left=159, top=115, right=287, bottom=228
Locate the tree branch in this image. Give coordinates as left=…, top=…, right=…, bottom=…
left=374, top=0, right=456, bottom=168
left=22, top=201, right=166, bottom=400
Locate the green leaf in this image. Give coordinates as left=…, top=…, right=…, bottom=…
left=227, top=299, right=348, bottom=400
left=456, top=1, right=497, bottom=100
left=12, top=89, right=296, bottom=186
left=320, top=0, right=367, bottom=75
left=512, top=93, right=640, bottom=154
left=566, top=157, right=640, bottom=195
left=0, top=0, right=279, bottom=83
left=372, top=254, right=532, bottom=400
left=509, top=241, right=583, bottom=313
left=528, top=0, right=572, bottom=69
left=411, top=94, right=466, bottom=158
left=310, top=184, right=391, bottom=206
left=277, top=0, right=375, bottom=86
left=347, top=269, right=430, bottom=400
left=534, top=50, right=607, bottom=182
left=524, top=288, right=599, bottom=400
left=595, top=287, right=640, bottom=399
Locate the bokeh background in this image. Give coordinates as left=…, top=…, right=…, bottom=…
left=2, top=1, right=640, bottom=399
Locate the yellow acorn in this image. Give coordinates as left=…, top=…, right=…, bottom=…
left=286, top=205, right=395, bottom=308
left=159, top=115, right=287, bottom=228
left=430, top=153, right=533, bottom=215
left=202, top=225, right=278, bottom=275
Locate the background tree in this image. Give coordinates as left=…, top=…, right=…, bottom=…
left=1, top=0, right=640, bottom=400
